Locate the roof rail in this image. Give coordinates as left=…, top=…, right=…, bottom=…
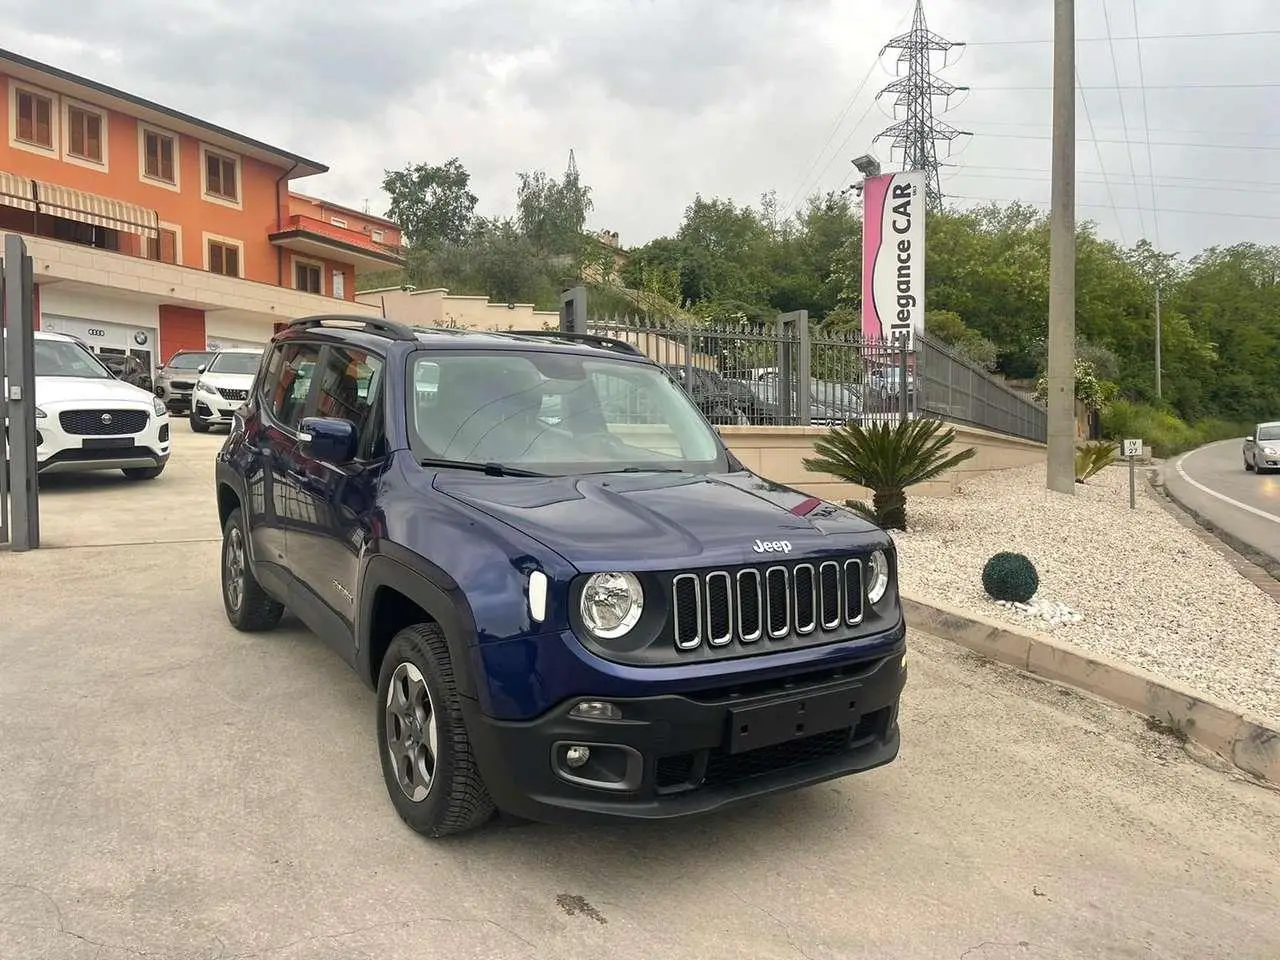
left=285, top=314, right=418, bottom=342
left=501, top=329, right=646, bottom=357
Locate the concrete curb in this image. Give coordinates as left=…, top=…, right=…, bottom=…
left=903, top=595, right=1280, bottom=787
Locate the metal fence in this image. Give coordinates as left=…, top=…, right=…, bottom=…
left=574, top=305, right=1046, bottom=443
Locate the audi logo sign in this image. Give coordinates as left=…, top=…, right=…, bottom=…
left=87, top=328, right=106, bottom=337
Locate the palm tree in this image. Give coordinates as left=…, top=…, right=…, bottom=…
left=802, top=417, right=976, bottom=530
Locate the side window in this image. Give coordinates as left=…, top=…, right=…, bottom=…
left=262, top=341, right=322, bottom=430
left=312, top=345, right=385, bottom=455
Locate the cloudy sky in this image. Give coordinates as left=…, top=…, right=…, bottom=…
left=3, top=0, right=1277, bottom=258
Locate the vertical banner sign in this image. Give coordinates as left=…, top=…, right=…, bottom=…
left=861, top=169, right=927, bottom=347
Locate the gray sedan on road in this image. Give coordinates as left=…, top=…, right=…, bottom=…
left=1243, top=421, right=1280, bottom=474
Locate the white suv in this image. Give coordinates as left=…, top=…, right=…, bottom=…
left=9, top=331, right=171, bottom=479
left=189, top=348, right=263, bottom=432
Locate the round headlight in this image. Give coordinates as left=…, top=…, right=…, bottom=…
left=579, top=572, right=644, bottom=640
left=152, top=396, right=167, bottom=416
left=866, top=549, right=891, bottom=605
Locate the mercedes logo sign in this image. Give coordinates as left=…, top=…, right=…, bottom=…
left=100, top=413, right=113, bottom=426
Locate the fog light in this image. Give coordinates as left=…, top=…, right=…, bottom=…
left=564, top=745, right=591, bottom=768
left=570, top=700, right=622, bottom=721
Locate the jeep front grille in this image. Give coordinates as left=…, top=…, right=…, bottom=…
left=58, top=409, right=149, bottom=436
left=672, top=558, right=863, bottom=650
left=217, top=387, right=248, bottom=401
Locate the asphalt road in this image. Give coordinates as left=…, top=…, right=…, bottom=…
left=2, top=485, right=1280, bottom=958
left=1165, top=437, right=1280, bottom=569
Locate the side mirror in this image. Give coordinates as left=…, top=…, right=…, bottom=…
left=1246, top=436, right=1255, bottom=444
left=197, top=364, right=207, bottom=374
left=298, top=416, right=357, bottom=464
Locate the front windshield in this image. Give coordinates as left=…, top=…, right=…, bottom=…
left=208, top=352, right=262, bottom=375
left=1258, top=425, right=1280, bottom=441
left=34, top=338, right=113, bottom=379
left=408, top=350, right=726, bottom=474
left=169, top=352, right=215, bottom=370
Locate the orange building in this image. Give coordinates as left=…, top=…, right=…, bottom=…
left=0, top=46, right=404, bottom=373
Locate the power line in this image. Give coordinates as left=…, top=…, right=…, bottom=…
left=1075, top=63, right=1126, bottom=244
left=947, top=117, right=1280, bottom=140
left=780, top=55, right=884, bottom=217
left=945, top=194, right=1280, bottom=221
left=980, top=82, right=1280, bottom=90
left=1131, top=0, right=1162, bottom=251
left=969, top=131, right=1280, bottom=151
left=1099, top=0, right=1143, bottom=241
left=966, top=28, right=1280, bottom=45
left=945, top=168, right=1280, bottom=196
left=944, top=162, right=1280, bottom=189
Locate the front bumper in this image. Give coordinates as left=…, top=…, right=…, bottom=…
left=192, top=390, right=245, bottom=425
left=34, top=406, right=171, bottom=475
left=463, top=645, right=906, bottom=825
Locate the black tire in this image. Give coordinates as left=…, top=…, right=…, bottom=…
left=122, top=465, right=165, bottom=480
left=220, top=507, right=285, bottom=632
left=376, top=623, right=495, bottom=838
left=1245, top=458, right=1254, bottom=472
left=190, top=411, right=210, bottom=433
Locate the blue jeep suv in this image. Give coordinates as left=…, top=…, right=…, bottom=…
left=214, top=315, right=907, bottom=837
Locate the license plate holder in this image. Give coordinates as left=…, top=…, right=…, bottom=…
left=82, top=437, right=132, bottom=449
left=726, top=682, right=860, bottom=754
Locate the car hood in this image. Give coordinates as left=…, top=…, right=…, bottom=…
left=432, top=469, right=888, bottom=570
left=34, top=375, right=156, bottom=407
left=196, top=372, right=255, bottom=390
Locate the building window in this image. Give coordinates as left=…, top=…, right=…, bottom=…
left=371, top=229, right=385, bottom=243
left=16, top=89, right=54, bottom=149
left=295, top=262, right=322, bottom=294
left=143, top=129, right=176, bottom=183
left=330, top=216, right=348, bottom=228
left=208, top=239, right=240, bottom=277
left=204, top=150, right=239, bottom=202
left=331, top=270, right=346, bottom=299
left=147, top=228, right=179, bottom=264
left=66, top=105, right=104, bottom=163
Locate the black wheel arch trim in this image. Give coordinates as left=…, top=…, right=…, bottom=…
left=357, top=548, right=479, bottom=701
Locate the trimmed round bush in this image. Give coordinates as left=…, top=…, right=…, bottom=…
left=982, top=551, right=1039, bottom=603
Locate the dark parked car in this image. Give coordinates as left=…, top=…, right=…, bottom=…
left=214, top=316, right=908, bottom=838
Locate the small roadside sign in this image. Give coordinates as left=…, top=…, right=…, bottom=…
left=1122, top=438, right=1143, bottom=509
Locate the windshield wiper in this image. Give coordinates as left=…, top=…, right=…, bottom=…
left=419, top=458, right=547, bottom=477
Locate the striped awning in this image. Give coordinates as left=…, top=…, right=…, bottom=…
left=0, top=170, right=36, bottom=212
left=33, top=181, right=159, bottom=238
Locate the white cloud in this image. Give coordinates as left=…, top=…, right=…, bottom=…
left=1, top=0, right=1277, bottom=255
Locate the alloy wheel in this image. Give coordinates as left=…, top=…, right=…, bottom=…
left=224, top=526, right=246, bottom=613
left=385, top=662, right=439, bottom=802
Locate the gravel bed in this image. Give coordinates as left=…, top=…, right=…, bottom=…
left=891, top=462, right=1280, bottom=726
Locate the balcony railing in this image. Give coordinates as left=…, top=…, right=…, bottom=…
left=274, top=214, right=406, bottom=261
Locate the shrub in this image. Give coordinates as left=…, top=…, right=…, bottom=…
left=802, top=417, right=977, bottom=531
left=982, top=552, right=1040, bottom=604
left=1074, top=440, right=1117, bottom=483
left=1100, top=400, right=1248, bottom=459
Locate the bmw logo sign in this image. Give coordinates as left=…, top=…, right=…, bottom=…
left=133, top=331, right=149, bottom=346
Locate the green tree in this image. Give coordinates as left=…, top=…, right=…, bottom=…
left=381, top=158, right=479, bottom=248
left=516, top=160, right=594, bottom=256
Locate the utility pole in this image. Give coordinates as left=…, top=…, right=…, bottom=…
left=1154, top=281, right=1162, bottom=399
left=1046, top=0, right=1076, bottom=494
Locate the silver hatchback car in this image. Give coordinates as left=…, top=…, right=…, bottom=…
left=1243, top=421, right=1280, bottom=474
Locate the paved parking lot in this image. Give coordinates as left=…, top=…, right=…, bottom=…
left=3, top=422, right=1279, bottom=959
